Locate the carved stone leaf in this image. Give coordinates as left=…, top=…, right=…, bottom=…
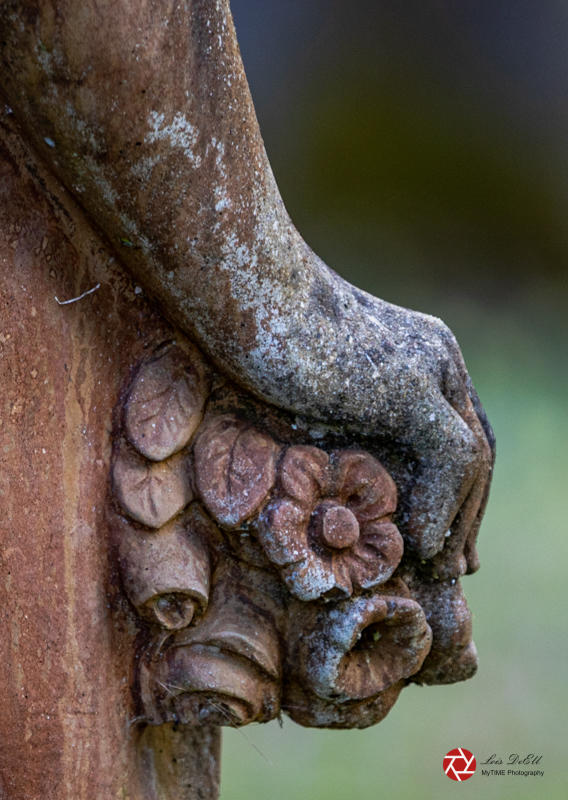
left=112, top=444, right=193, bottom=528
left=194, top=415, right=280, bottom=527
left=282, top=676, right=403, bottom=730
left=124, top=343, right=208, bottom=461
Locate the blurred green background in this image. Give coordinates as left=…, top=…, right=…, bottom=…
left=221, top=2, right=567, bottom=797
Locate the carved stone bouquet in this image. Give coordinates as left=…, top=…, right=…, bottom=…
left=109, top=340, right=479, bottom=729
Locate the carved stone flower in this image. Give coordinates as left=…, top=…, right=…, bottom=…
left=283, top=578, right=432, bottom=728
left=139, top=560, right=283, bottom=727
left=258, top=446, right=404, bottom=601
left=291, top=581, right=432, bottom=703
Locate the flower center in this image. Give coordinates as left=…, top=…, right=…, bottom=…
left=321, top=505, right=360, bottom=549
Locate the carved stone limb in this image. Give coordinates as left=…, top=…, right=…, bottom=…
left=405, top=574, right=478, bottom=686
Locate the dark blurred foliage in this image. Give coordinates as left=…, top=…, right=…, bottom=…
left=231, top=1, right=568, bottom=315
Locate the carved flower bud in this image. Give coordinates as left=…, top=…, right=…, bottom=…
left=258, top=446, right=403, bottom=601
left=115, top=506, right=214, bottom=630
left=112, top=444, right=193, bottom=529
left=124, top=342, right=208, bottom=461
left=193, top=415, right=280, bottom=528
left=289, top=584, right=432, bottom=703
left=140, top=643, right=279, bottom=728
left=139, top=560, right=283, bottom=726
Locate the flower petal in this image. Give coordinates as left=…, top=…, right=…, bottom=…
left=335, top=450, right=397, bottom=523
left=258, top=499, right=309, bottom=565
left=349, top=521, right=404, bottom=589
left=279, top=445, right=329, bottom=507
left=295, top=592, right=432, bottom=701
left=281, top=553, right=337, bottom=602
left=330, top=553, right=354, bottom=597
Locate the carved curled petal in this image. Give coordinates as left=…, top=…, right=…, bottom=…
left=125, top=344, right=208, bottom=461
left=280, top=553, right=338, bottom=602
left=279, top=445, right=329, bottom=507
left=335, top=450, right=397, bottom=523
left=194, top=415, right=280, bottom=527
left=112, top=445, right=193, bottom=528
left=146, top=594, right=198, bottom=631
left=347, top=521, right=404, bottom=590
left=302, top=594, right=432, bottom=701
left=257, top=499, right=310, bottom=566
left=175, top=558, right=284, bottom=681
left=138, top=636, right=279, bottom=727
left=177, top=601, right=281, bottom=682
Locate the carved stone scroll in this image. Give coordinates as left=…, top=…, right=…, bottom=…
left=109, top=337, right=483, bottom=731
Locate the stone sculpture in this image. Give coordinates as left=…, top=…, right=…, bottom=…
left=0, top=0, right=495, bottom=796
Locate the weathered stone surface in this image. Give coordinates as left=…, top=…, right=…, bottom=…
left=107, top=326, right=492, bottom=728
left=0, top=0, right=495, bottom=578
left=110, top=343, right=479, bottom=734
left=0, top=118, right=219, bottom=800
left=0, top=0, right=495, bottom=794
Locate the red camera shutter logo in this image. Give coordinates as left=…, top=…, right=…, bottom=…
left=443, top=748, right=476, bottom=781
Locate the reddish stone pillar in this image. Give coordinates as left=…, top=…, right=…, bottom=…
left=0, top=118, right=220, bottom=800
